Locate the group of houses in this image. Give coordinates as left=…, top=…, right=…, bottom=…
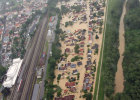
left=0, top=0, right=47, bottom=67
left=54, top=0, right=105, bottom=99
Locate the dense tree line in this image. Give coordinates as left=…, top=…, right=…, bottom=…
left=119, top=0, right=140, bottom=100
left=97, top=0, right=125, bottom=99
left=100, top=0, right=140, bottom=100
left=44, top=0, right=63, bottom=99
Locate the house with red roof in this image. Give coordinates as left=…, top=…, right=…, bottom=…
left=65, top=82, right=76, bottom=88
left=55, top=95, right=75, bottom=100
left=65, top=48, right=70, bottom=53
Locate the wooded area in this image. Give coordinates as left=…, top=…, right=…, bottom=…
left=121, top=0, right=140, bottom=100
left=96, top=0, right=125, bottom=99
left=99, top=0, right=140, bottom=100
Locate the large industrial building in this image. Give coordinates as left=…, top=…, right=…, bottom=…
left=3, top=58, right=23, bottom=88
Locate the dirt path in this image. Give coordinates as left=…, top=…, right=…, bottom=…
left=115, top=0, right=127, bottom=93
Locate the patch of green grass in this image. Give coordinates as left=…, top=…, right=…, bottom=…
left=36, top=78, right=42, bottom=84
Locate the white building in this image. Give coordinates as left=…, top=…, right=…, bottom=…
left=3, top=58, right=23, bottom=88
left=47, top=30, right=52, bottom=42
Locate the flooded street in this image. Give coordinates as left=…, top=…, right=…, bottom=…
left=115, top=0, right=127, bottom=93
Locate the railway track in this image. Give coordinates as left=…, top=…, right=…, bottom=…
left=9, top=11, right=49, bottom=100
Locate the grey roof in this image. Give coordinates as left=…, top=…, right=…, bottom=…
left=92, top=44, right=98, bottom=49
left=70, top=64, right=76, bottom=68
left=32, top=84, right=39, bottom=100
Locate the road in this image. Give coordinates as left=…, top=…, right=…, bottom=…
left=9, top=12, right=49, bottom=100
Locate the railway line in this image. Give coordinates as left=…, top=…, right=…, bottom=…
left=9, top=11, right=49, bottom=100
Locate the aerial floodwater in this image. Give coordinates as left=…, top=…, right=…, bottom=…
left=115, top=0, right=127, bottom=93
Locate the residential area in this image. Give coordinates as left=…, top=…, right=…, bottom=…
left=0, top=0, right=47, bottom=67
left=53, top=0, right=105, bottom=99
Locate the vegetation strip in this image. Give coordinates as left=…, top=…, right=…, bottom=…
left=93, top=0, right=125, bottom=100
left=93, top=0, right=108, bottom=99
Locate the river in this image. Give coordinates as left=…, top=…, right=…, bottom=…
left=114, top=0, right=127, bottom=94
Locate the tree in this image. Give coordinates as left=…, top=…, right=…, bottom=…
left=57, top=88, right=62, bottom=97
left=57, top=74, right=61, bottom=82
left=61, top=5, right=70, bottom=14
left=83, top=93, right=92, bottom=100
left=74, top=44, right=80, bottom=54
left=2, top=88, right=11, bottom=97
left=95, top=34, right=99, bottom=39
left=71, top=5, right=82, bottom=13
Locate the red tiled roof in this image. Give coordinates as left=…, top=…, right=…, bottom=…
left=0, top=31, right=2, bottom=35
left=49, top=17, right=52, bottom=22
left=55, top=95, right=75, bottom=100
left=80, top=42, right=85, bottom=44
left=79, top=49, right=84, bottom=51
left=89, top=28, right=92, bottom=31
left=79, top=53, right=83, bottom=55
left=65, top=82, right=75, bottom=87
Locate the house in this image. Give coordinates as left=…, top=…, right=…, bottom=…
left=59, top=66, right=66, bottom=70
left=79, top=53, right=83, bottom=56
left=65, top=82, right=76, bottom=88
left=65, top=62, right=71, bottom=67
left=70, top=43, right=75, bottom=46
left=92, top=44, right=98, bottom=49
left=72, top=69, right=78, bottom=75
left=80, top=44, right=84, bottom=47
left=80, top=41, right=85, bottom=45
left=77, top=61, right=82, bottom=66
left=70, top=64, right=76, bottom=68
left=65, top=48, right=70, bottom=53
left=70, top=87, right=76, bottom=93
left=80, top=36, right=85, bottom=40
left=87, top=60, right=92, bottom=65
left=88, top=49, right=92, bottom=55
left=79, top=48, right=84, bottom=52
left=85, top=73, right=90, bottom=77
left=87, top=55, right=92, bottom=59
left=86, top=67, right=92, bottom=71
left=55, top=95, right=75, bottom=100
left=84, top=78, right=90, bottom=83
left=88, top=34, right=93, bottom=44
left=58, top=63, right=62, bottom=70
left=93, top=59, right=96, bottom=65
